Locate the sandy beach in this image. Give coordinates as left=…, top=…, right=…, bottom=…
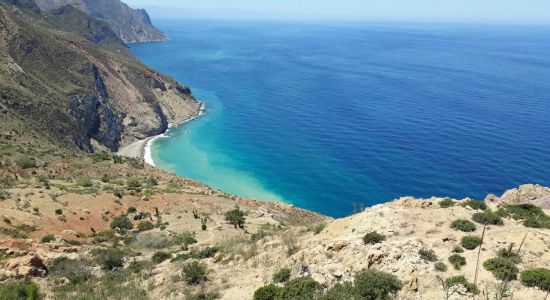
left=117, top=102, right=205, bottom=166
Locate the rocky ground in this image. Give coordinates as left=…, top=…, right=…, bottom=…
left=0, top=139, right=548, bottom=299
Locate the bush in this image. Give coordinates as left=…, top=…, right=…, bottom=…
left=0, top=281, right=41, bottom=300
left=152, top=251, right=171, bottom=264
left=496, top=248, right=521, bottom=264
left=16, top=156, right=36, bottom=169
left=435, top=262, right=448, bottom=272
left=520, top=268, right=550, bottom=291
left=461, top=200, right=487, bottom=211
left=127, top=207, right=137, bottom=214
left=49, top=257, right=91, bottom=284
left=110, top=215, right=133, bottom=231
left=461, top=236, right=482, bottom=250
left=137, top=221, right=154, bottom=232
left=450, top=219, right=476, bottom=232
left=145, top=177, right=158, bottom=187
left=185, top=291, right=220, bottom=300
left=225, top=207, right=246, bottom=229
left=319, top=282, right=356, bottom=300
left=253, top=284, right=280, bottom=300
left=483, top=257, right=519, bottom=281
left=472, top=210, right=503, bottom=225
left=76, top=177, right=93, bottom=188
left=497, top=204, right=550, bottom=229
left=354, top=269, right=403, bottom=300
left=452, top=245, right=464, bottom=253
left=277, top=277, right=322, bottom=300
left=439, top=198, right=454, bottom=208
left=182, top=261, right=207, bottom=284
left=131, top=233, right=171, bottom=249
left=173, top=231, right=197, bottom=246
left=448, top=254, right=466, bottom=270
left=126, top=177, right=141, bottom=188
left=443, top=275, right=479, bottom=294
left=312, top=223, right=326, bottom=235
left=91, top=248, right=124, bottom=270
left=127, top=260, right=153, bottom=274
left=418, top=248, right=438, bottom=262
left=363, top=231, right=385, bottom=245
left=41, top=234, right=55, bottom=243
left=273, top=268, right=291, bottom=283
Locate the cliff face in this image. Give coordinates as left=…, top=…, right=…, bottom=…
left=0, top=1, right=200, bottom=151
left=35, top=0, right=167, bottom=43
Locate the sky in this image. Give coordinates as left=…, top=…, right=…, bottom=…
left=124, top=0, right=550, bottom=24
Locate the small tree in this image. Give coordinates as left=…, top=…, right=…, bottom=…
left=363, top=231, right=385, bottom=245
left=225, top=206, right=246, bottom=229
left=110, top=215, right=133, bottom=231
left=353, top=269, right=403, bottom=300
left=273, top=268, right=291, bottom=283
left=183, top=260, right=207, bottom=284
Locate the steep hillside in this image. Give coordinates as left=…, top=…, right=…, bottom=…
left=0, top=1, right=200, bottom=152
left=35, top=0, right=167, bottom=43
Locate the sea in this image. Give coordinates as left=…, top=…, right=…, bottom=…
left=131, top=20, right=550, bottom=217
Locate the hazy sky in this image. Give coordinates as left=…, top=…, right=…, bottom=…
left=124, top=0, right=550, bottom=24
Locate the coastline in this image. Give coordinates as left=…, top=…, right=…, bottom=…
left=118, top=102, right=206, bottom=165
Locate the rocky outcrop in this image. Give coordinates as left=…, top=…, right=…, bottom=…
left=35, top=0, right=168, bottom=43
left=485, top=184, right=550, bottom=209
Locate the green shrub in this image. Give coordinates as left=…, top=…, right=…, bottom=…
left=145, top=177, right=158, bottom=187
left=319, top=282, right=356, bottom=300
left=452, top=245, right=464, bottom=253
left=497, top=204, right=550, bottom=229
left=173, top=231, right=197, bottom=246
left=439, top=198, right=454, bottom=208
left=443, top=275, right=479, bottom=294
left=363, top=231, right=385, bottom=245
left=91, top=248, right=124, bottom=270
left=450, top=219, right=476, bottom=232
left=461, top=200, right=487, bottom=211
left=496, top=248, right=521, bottom=264
left=253, top=284, right=280, bottom=300
left=0, top=189, right=8, bottom=200
left=273, top=268, right=291, bottom=283
left=137, top=221, right=154, bottom=232
left=127, top=260, right=153, bottom=274
left=76, top=177, right=93, bottom=188
left=353, top=269, right=403, bottom=300
left=16, top=156, right=36, bottom=169
left=0, top=281, right=41, bottom=300
left=277, top=277, right=322, bottom=300
left=312, top=223, right=326, bottom=235
left=110, top=215, right=133, bottom=230
left=448, top=254, right=466, bottom=270
left=152, top=251, right=171, bottom=264
left=185, top=291, right=220, bottom=300
left=472, top=210, right=503, bottom=225
left=41, top=234, right=55, bottom=243
left=126, top=177, right=141, bottom=188
left=520, top=268, right=550, bottom=291
left=127, top=207, right=137, bottom=214
left=225, top=207, right=247, bottom=229
left=49, top=257, right=91, bottom=284
left=182, top=261, right=207, bottom=284
left=66, top=240, right=81, bottom=246
left=435, top=262, right=448, bottom=272
left=418, top=248, right=438, bottom=262
left=483, top=257, right=519, bottom=281
left=461, top=236, right=482, bottom=250
left=131, top=233, right=171, bottom=249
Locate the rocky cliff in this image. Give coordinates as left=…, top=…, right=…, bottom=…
left=35, top=0, right=167, bottom=43
left=0, top=0, right=200, bottom=152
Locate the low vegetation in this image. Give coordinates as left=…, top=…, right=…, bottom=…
left=520, top=268, right=550, bottom=292
left=418, top=248, right=438, bottom=262
left=225, top=206, right=247, bottom=229
left=461, top=235, right=482, bottom=250
left=182, top=261, right=208, bottom=284
left=497, top=204, right=550, bottom=229
left=273, top=268, right=291, bottom=283
left=448, top=254, right=466, bottom=270
left=450, top=219, right=476, bottom=232
left=0, top=281, right=42, bottom=300
left=363, top=231, right=385, bottom=245
left=472, top=210, right=503, bottom=225
left=439, top=198, right=454, bottom=208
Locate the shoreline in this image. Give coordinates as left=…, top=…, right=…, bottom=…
left=118, top=102, right=206, bottom=165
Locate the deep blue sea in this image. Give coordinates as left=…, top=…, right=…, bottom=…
left=132, top=21, right=550, bottom=218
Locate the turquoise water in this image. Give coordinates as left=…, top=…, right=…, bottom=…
left=132, top=21, right=550, bottom=217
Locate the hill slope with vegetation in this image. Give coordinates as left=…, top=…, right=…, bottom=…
left=0, top=1, right=548, bottom=299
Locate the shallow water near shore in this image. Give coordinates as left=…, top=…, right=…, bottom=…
left=132, top=21, right=550, bottom=217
